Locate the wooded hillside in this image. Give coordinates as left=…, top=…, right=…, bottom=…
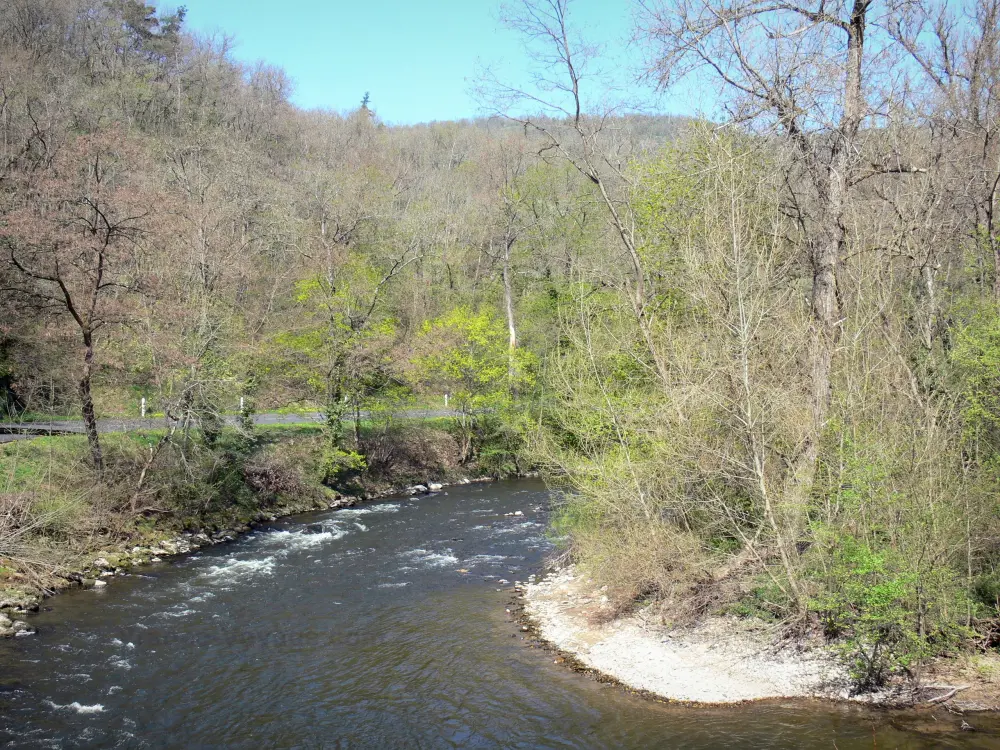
left=3, top=0, right=1000, bottom=691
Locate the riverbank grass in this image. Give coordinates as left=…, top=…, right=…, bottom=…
left=0, top=413, right=506, bottom=610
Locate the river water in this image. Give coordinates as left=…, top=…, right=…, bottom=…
left=1, top=479, right=998, bottom=748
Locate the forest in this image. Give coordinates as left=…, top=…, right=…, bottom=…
left=2, top=0, right=1000, bottom=692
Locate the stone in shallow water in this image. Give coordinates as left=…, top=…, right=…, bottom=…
left=0, top=618, right=33, bottom=637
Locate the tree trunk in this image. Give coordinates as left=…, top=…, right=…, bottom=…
left=797, top=3, right=866, bottom=482
left=325, top=382, right=345, bottom=450
left=782, top=5, right=868, bottom=613
left=502, top=240, right=517, bottom=355
left=79, top=330, right=103, bottom=473
left=992, top=233, right=1000, bottom=302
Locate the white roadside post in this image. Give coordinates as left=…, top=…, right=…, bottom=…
left=141, top=397, right=146, bottom=419
left=445, top=393, right=449, bottom=408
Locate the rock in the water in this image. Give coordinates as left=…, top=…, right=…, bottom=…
left=428, top=482, right=443, bottom=491
left=0, top=613, right=11, bottom=628
left=406, top=484, right=429, bottom=496
left=0, top=593, right=39, bottom=612
left=93, top=580, right=108, bottom=588
left=514, top=510, right=524, bottom=516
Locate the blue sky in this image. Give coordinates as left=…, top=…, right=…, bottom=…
left=176, top=0, right=690, bottom=124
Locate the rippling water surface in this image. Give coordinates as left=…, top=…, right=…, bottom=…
left=1, top=479, right=998, bottom=748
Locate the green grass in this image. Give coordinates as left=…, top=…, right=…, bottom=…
left=255, top=424, right=323, bottom=438
left=0, top=414, right=461, bottom=493
left=1, top=394, right=453, bottom=425
left=1, top=411, right=80, bottom=423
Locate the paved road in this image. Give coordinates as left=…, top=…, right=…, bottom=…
left=0, top=410, right=455, bottom=443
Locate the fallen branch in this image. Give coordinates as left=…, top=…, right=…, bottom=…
left=922, top=685, right=971, bottom=705
left=128, top=422, right=177, bottom=513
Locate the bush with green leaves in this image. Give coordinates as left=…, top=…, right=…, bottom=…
left=809, top=536, right=968, bottom=692
left=320, top=446, right=367, bottom=487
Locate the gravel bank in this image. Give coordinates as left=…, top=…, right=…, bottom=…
left=524, top=567, right=851, bottom=704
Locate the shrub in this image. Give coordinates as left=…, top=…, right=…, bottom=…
left=809, top=537, right=968, bottom=692
left=552, top=487, right=709, bottom=620
left=321, top=446, right=367, bottom=486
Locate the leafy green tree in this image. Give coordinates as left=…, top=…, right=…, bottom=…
left=413, top=307, right=535, bottom=464
left=270, top=254, right=408, bottom=482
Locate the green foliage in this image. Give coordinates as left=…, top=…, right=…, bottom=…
left=725, top=580, right=786, bottom=622
left=320, top=446, right=367, bottom=486
left=471, top=413, right=525, bottom=478
left=415, top=307, right=535, bottom=408
left=973, top=571, right=1000, bottom=616
left=953, top=309, right=1000, bottom=462
left=809, top=536, right=968, bottom=691
left=414, top=306, right=536, bottom=462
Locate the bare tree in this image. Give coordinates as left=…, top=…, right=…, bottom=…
left=1, top=128, right=151, bottom=471
left=482, top=0, right=671, bottom=385
left=887, top=0, right=1000, bottom=299
left=637, top=2, right=934, bottom=575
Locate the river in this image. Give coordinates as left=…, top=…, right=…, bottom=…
left=1, top=479, right=998, bottom=748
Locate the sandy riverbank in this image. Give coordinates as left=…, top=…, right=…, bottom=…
left=523, top=566, right=1000, bottom=710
